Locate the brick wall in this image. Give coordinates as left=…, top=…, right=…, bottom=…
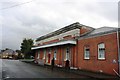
left=63, top=35, right=74, bottom=40
left=77, top=33, right=118, bottom=75
left=43, top=39, right=59, bottom=45
left=80, top=27, right=90, bottom=35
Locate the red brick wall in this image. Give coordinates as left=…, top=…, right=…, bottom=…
left=43, top=39, right=59, bottom=45
left=72, top=42, right=78, bottom=67
left=77, top=33, right=118, bottom=75
left=35, top=50, right=43, bottom=60
left=40, top=50, right=43, bottom=59
left=49, top=46, right=65, bottom=66
left=57, top=46, right=61, bottom=65
left=35, top=52, right=38, bottom=60
left=42, top=36, right=75, bottom=45
left=34, top=45, right=76, bottom=67
left=80, top=27, right=90, bottom=35
left=63, top=35, right=74, bottom=40
left=36, top=47, right=60, bottom=65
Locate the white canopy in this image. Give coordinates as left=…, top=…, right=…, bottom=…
left=31, top=40, right=76, bottom=50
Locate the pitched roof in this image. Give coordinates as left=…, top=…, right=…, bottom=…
left=2, top=49, right=15, bottom=55
left=78, top=27, right=118, bottom=39
left=89, top=27, right=117, bottom=35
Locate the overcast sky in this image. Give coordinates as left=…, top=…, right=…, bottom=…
left=0, top=0, right=119, bottom=50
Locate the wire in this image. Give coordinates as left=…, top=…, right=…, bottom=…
left=0, top=0, right=34, bottom=10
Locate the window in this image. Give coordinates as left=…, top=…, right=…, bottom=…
left=37, top=51, right=40, bottom=59
left=43, top=50, right=46, bottom=59
left=98, top=43, right=105, bottom=59
left=48, top=48, right=51, bottom=54
left=84, top=46, right=90, bottom=59
left=54, top=49, right=57, bottom=60
left=65, top=47, right=70, bottom=60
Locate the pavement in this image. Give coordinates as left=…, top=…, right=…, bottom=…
left=21, top=59, right=120, bottom=79
left=0, top=59, right=119, bottom=80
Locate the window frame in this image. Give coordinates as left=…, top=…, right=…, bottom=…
left=43, top=49, right=46, bottom=59
left=98, top=43, right=105, bottom=60
left=48, top=48, right=51, bottom=54
left=54, top=49, right=57, bottom=60
left=37, top=51, right=40, bottom=59
left=84, top=45, right=90, bottom=60
left=65, top=47, right=70, bottom=61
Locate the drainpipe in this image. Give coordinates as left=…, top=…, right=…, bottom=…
left=76, top=39, right=78, bottom=68
left=118, top=2, right=120, bottom=74
left=117, top=28, right=120, bottom=74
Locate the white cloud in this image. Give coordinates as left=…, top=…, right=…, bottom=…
left=0, top=0, right=118, bottom=50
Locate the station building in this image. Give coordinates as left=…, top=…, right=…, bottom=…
left=32, top=22, right=120, bottom=75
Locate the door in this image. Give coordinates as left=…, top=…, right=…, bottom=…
left=48, top=54, right=51, bottom=64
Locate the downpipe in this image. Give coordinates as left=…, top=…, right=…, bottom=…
left=117, top=28, right=120, bottom=76
left=113, top=69, right=120, bottom=77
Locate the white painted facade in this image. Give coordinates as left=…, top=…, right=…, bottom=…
left=32, top=40, right=77, bottom=50
left=35, top=29, right=80, bottom=46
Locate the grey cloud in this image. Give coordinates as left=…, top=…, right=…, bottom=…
left=1, top=0, right=118, bottom=50
left=96, top=2, right=117, bottom=22
left=82, top=2, right=118, bottom=22
left=2, top=27, right=22, bottom=50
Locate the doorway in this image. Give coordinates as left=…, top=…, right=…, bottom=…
left=48, top=53, right=51, bottom=64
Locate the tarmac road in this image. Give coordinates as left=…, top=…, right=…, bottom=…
left=1, top=59, right=93, bottom=80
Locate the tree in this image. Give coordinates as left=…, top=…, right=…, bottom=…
left=20, top=38, right=33, bottom=58
left=16, top=50, right=22, bottom=59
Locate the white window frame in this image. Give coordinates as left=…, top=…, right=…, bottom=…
left=48, top=48, right=51, bottom=54
left=98, top=43, right=105, bottom=60
left=84, top=46, right=90, bottom=59
left=54, top=49, right=57, bottom=60
left=43, top=50, right=46, bottom=59
left=65, top=47, right=70, bottom=61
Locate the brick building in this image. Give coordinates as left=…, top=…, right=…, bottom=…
left=32, top=22, right=120, bottom=75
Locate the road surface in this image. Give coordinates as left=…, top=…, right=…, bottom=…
left=1, top=59, right=94, bottom=80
